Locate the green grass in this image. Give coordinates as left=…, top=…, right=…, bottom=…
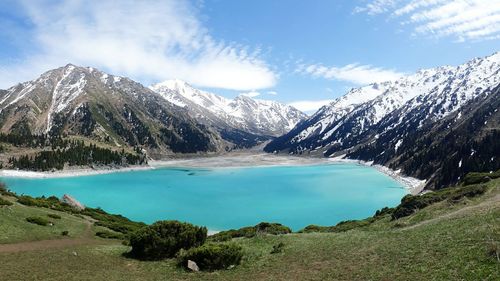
left=0, top=179, right=499, bottom=280
left=0, top=196, right=89, bottom=243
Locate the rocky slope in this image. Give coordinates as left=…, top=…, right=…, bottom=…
left=0, top=65, right=225, bottom=156
left=150, top=80, right=306, bottom=147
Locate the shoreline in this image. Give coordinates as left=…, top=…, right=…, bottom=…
left=0, top=153, right=425, bottom=194
left=326, top=155, right=426, bottom=195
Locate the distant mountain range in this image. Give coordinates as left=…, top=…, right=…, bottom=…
left=265, top=52, right=500, bottom=189
left=0, top=65, right=305, bottom=156
left=150, top=80, right=306, bottom=148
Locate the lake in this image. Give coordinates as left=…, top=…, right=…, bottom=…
left=1, top=163, right=407, bottom=231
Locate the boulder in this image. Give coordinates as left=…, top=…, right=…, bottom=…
left=61, top=194, right=85, bottom=211
left=187, top=260, right=199, bottom=272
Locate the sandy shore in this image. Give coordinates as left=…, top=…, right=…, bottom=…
left=0, top=165, right=154, bottom=179
left=326, top=155, right=426, bottom=194
left=0, top=152, right=425, bottom=194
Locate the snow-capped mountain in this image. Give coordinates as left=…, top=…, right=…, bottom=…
left=266, top=52, right=500, bottom=155
left=150, top=80, right=306, bottom=146
left=265, top=52, right=500, bottom=189
left=0, top=64, right=224, bottom=155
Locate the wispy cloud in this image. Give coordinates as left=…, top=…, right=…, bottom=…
left=0, top=0, right=277, bottom=90
left=354, top=0, right=500, bottom=41
left=288, top=99, right=333, bottom=113
left=240, top=91, right=261, bottom=98
left=267, top=91, right=278, bottom=95
left=297, top=63, right=404, bottom=85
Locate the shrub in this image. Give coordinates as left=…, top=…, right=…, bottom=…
left=0, top=197, right=13, bottom=206
left=299, top=218, right=375, bottom=233
left=61, top=230, right=69, bottom=236
left=270, top=242, right=285, bottom=254
left=486, top=241, right=499, bottom=262
left=96, top=230, right=124, bottom=240
left=83, top=207, right=145, bottom=235
left=129, top=220, right=207, bottom=260
left=374, top=206, right=395, bottom=217
left=209, top=222, right=291, bottom=241
left=26, top=216, right=51, bottom=226
left=0, top=183, right=16, bottom=197
left=392, top=184, right=488, bottom=220
left=177, top=243, right=243, bottom=271
left=47, top=214, right=62, bottom=219
left=462, top=170, right=500, bottom=186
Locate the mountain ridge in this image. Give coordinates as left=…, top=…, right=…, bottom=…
left=265, top=51, right=500, bottom=189
left=150, top=79, right=306, bottom=146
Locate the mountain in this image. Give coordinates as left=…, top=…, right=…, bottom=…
left=150, top=80, right=306, bottom=147
left=348, top=84, right=500, bottom=189
left=0, top=64, right=224, bottom=156
left=265, top=52, right=500, bottom=189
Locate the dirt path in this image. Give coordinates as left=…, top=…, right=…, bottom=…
left=0, top=219, right=112, bottom=253
left=402, top=194, right=500, bottom=231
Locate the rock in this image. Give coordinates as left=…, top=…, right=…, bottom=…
left=187, top=260, right=199, bottom=272
left=72, top=251, right=78, bottom=256
left=61, top=194, right=85, bottom=211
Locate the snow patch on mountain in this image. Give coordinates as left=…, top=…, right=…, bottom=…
left=150, top=79, right=306, bottom=137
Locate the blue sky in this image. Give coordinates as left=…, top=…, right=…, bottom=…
left=0, top=0, right=499, bottom=113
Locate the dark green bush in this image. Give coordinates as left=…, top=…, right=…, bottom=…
left=26, top=216, right=51, bottom=226
left=83, top=207, right=145, bottom=235
left=17, top=195, right=75, bottom=213
left=96, top=230, right=124, bottom=240
left=299, top=225, right=333, bottom=233
left=129, top=220, right=207, bottom=260
left=209, top=222, right=291, bottom=241
left=61, top=230, right=69, bottom=236
left=47, top=213, right=62, bottom=219
left=299, top=217, right=376, bottom=233
left=462, top=171, right=500, bottom=186
left=392, top=184, right=488, bottom=220
left=270, top=242, right=285, bottom=254
left=374, top=206, right=395, bottom=217
left=0, top=183, right=16, bottom=197
left=0, top=197, right=13, bottom=206
left=177, top=243, right=243, bottom=271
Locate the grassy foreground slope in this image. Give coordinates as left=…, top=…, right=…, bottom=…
left=0, top=179, right=499, bottom=280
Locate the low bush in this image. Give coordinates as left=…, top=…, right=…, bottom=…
left=26, top=216, right=51, bottom=226
left=47, top=214, right=62, bottom=219
left=0, top=183, right=16, bottom=197
left=177, top=243, right=243, bottom=271
left=299, top=218, right=375, bottom=233
left=210, top=222, right=291, bottom=241
left=61, top=230, right=69, bottom=236
left=0, top=197, right=13, bottom=206
left=95, top=230, right=124, bottom=240
left=17, top=195, right=75, bottom=213
left=129, top=220, right=207, bottom=260
left=462, top=170, right=500, bottom=186
left=392, top=184, right=488, bottom=220
left=486, top=241, right=499, bottom=262
left=83, top=207, right=145, bottom=235
left=270, top=242, right=285, bottom=254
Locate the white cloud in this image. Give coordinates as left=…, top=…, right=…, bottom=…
left=288, top=99, right=333, bottom=113
left=0, top=0, right=277, bottom=90
left=298, top=63, right=404, bottom=85
left=355, top=0, right=500, bottom=41
left=240, top=91, right=261, bottom=98
left=353, top=0, right=400, bottom=15
left=267, top=91, right=278, bottom=95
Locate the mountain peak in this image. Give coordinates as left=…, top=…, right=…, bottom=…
left=150, top=80, right=307, bottom=138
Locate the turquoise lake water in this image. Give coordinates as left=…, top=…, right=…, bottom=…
left=1, top=163, right=407, bottom=231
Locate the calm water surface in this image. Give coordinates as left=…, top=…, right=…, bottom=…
left=2, top=163, right=407, bottom=231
